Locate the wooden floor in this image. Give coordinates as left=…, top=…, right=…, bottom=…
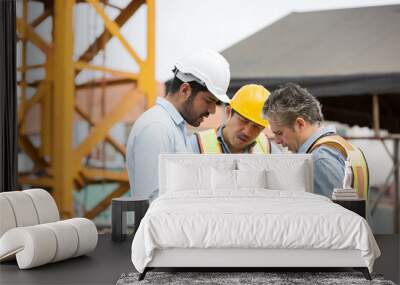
left=0, top=234, right=398, bottom=285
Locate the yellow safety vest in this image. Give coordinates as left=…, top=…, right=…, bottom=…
left=307, top=135, right=369, bottom=199
left=195, top=128, right=271, bottom=154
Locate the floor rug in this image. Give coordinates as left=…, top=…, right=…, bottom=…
left=116, top=271, right=396, bottom=285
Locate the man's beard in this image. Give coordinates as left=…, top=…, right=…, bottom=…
left=180, top=94, right=208, bottom=127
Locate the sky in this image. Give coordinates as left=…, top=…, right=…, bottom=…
left=83, top=0, right=400, bottom=82
left=18, top=0, right=400, bottom=83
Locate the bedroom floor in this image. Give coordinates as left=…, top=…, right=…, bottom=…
left=0, top=234, right=398, bottom=285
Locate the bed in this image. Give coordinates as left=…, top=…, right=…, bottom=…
left=131, top=154, right=380, bottom=280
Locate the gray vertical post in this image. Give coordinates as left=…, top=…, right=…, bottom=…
left=112, top=199, right=123, bottom=241
left=394, top=139, right=399, bottom=233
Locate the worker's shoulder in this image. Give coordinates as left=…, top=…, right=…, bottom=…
left=140, top=104, right=170, bottom=120
left=312, top=144, right=346, bottom=164
left=127, top=106, right=172, bottom=141
left=133, top=105, right=172, bottom=128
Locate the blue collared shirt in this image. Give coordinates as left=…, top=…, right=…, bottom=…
left=126, top=98, right=193, bottom=200
left=190, top=125, right=281, bottom=154
left=298, top=125, right=345, bottom=197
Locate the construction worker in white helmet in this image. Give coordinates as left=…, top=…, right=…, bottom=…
left=126, top=49, right=231, bottom=201
left=191, top=84, right=280, bottom=154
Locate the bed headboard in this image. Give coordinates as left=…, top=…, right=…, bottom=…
left=159, top=154, right=313, bottom=195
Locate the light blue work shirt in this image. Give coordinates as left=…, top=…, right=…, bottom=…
left=190, top=125, right=281, bottom=154
left=126, top=97, right=193, bottom=200
left=298, top=125, right=345, bottom=198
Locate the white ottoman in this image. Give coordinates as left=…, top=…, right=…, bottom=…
left=0, top=189, right=98, bottom=269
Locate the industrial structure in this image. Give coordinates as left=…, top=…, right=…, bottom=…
left=16, top=0, right=156, bottom=219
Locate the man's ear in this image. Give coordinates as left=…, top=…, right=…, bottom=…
left=294, top=117, right=306, bottom=132
left=225, top=105, right=233, bottom=118
left=179, top=82, right=192, bottom=100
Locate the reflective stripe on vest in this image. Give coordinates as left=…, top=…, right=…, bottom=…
left=196, top=129, right=271, bottom=154
left=308, top=135, right=369, bottom=199
left=196, top=129, right=222, bottom=153
left=252, top=133, right=271, bottom=154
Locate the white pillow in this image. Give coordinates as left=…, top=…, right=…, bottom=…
left=211, top=168, right=236, bottom=190
left=167, top=162, right=211, bottom=191
left=211, top=168, right=268, bottom=190
left=238, top=158, right=310, bottom=192
left=236, top=169, right=267, bottom=189
left=266, top=168, right=307, bottom=191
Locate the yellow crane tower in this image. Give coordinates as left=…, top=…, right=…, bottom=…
left=17, top=0, right=156, bottom=218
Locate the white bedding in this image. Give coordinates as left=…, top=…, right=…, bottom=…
left=131, top=190, right=380, bottom=273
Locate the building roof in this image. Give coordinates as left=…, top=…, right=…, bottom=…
left=222, top=5, right=400, bottom=132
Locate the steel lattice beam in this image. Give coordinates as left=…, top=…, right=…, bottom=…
left=77, top=0, right=145, bottom=67
left=16, top=0, right=156, bottom=219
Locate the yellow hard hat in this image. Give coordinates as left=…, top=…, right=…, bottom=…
left=230, top=84, right=270, bottom=128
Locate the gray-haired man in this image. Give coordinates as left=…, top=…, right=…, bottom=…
left=262, top=83, right=369, bottom=199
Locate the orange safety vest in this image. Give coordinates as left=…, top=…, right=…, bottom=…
left=307, top=134, right=369, bottom=199
left=195, top=128, right=271, bottom=154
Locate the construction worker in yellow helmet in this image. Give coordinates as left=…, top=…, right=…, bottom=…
left=191, top=84, right=280, bottom=154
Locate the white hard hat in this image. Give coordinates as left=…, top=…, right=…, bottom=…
left=174, top=49, right=231, bottom=103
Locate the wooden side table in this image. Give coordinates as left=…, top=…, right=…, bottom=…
left=111, top=197, right=149, bottom=242
left=332, top=199, right=366, bottom=218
